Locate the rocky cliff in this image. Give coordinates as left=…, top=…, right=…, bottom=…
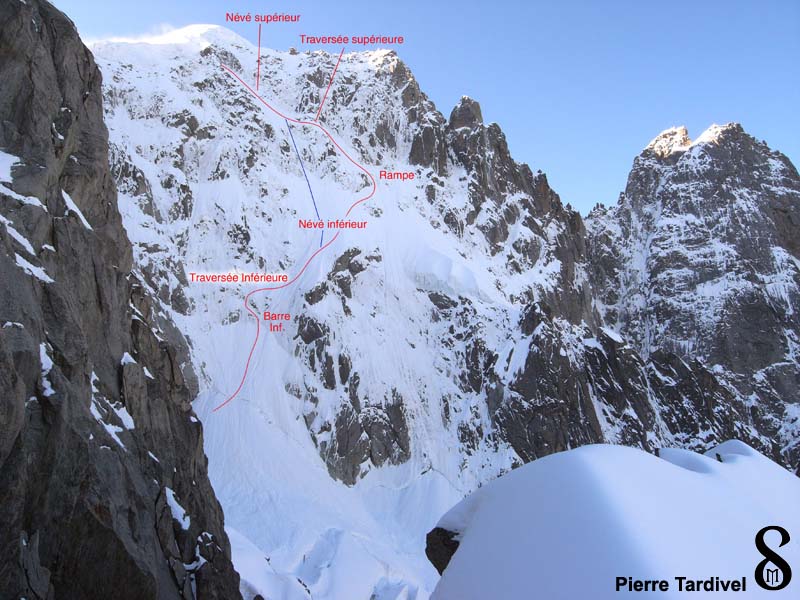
left=587, top=124, right=800, bottom=471
left=0, top=3, right=240, bottom=598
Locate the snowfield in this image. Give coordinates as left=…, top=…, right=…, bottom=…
left=433, top=441, right=800, bottom=599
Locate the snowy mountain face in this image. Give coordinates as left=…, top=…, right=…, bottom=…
left=587, top=125, right=800, bottom=470
left=90, top=25, right=800, bottom=598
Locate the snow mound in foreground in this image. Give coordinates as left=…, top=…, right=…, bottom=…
left=432, top=441, right=800, bottom=599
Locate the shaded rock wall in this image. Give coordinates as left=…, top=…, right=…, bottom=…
left=0, top=2, right=240, bottom=598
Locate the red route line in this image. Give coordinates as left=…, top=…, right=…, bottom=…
left=314, top=47, right=345, bottom=122
left=255, top=24, right=262, bottom=91
left=212, top=63, right=377, bottom=412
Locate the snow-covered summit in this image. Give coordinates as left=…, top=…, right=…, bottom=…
left=90, top=23, right=245, bottom=50
left=645, top=123, right=744, bottom=158
left=646, top=125, right=692, bottom=157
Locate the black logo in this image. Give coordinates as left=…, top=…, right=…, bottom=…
left=755, top=526, right=792, bottom=591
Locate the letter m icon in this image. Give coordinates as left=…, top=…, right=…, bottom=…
left=766, top=568, right=780, bottom=586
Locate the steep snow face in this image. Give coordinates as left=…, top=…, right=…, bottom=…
left=93, top=25, right=599, bottom=598
left=430, top=441, right=800, bottom=600
left=587, top=124, right=800, bottom=468
left=92, top=26, right=797, bottom=598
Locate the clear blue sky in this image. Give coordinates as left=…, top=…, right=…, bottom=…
left=54, top=0, right=799, bottom=215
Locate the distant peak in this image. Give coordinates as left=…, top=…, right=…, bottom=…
left=645, top=123, right=745, bottom=158
left=645, top=126, right=691, bottom=158
left=449, top=96, right=483, bottom=129
left=693, top=122, right=744, bottom=146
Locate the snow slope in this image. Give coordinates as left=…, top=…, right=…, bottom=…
left=432, top=441, right=800, bottom=599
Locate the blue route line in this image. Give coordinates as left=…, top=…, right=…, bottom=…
left=285, top=119, right=324, bottom=247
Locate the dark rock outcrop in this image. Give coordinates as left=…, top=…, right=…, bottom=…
left=0, top=2, right=240, bottom=598
left=425, top=527, right=460, bottom=575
